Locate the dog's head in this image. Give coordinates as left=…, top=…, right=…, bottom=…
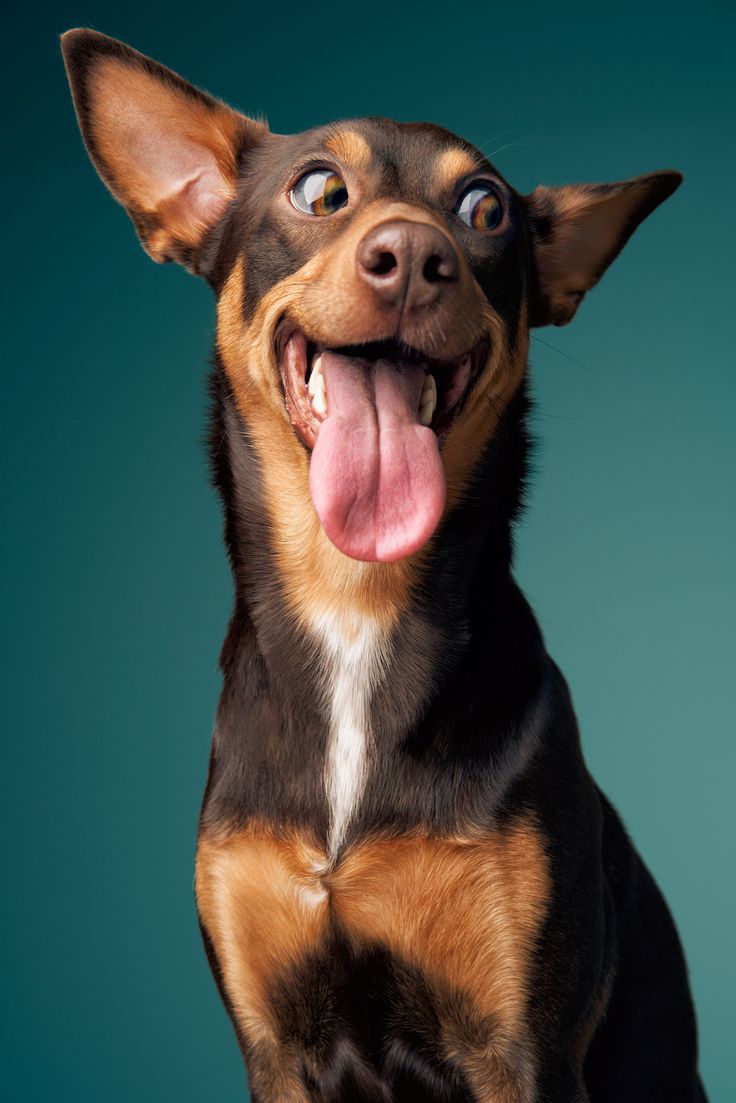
left=63, top=29, right=681, bottom=569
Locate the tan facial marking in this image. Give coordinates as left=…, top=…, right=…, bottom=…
left=434, top=146, right=482, bottom=194
left=197, top=818, right=547, bottom=1100
left=217, top=257, right=417, bottom=631
left=324, top=129, right=373, bottom=174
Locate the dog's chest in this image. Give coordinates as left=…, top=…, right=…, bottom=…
left=196, top=819, right=548, bottom=1099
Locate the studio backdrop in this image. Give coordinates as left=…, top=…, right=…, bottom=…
left=3, top=2, right=734, bottom=1100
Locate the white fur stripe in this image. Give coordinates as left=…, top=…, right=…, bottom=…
left=311, top=611, right=386, bottom=858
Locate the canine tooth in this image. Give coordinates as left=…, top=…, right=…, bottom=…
left=418, top=374, right=437, bottom=426
left=308, top=354, right=324, bottom=398
left=311, top=375, right=328, bottom=416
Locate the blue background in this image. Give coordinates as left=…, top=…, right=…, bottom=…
left=3, top=1, right=733, bottom=1099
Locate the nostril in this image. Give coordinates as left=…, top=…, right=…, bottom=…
left=368, top=250, right=398, bottom=276
left=423, top=252, right=457, bottom=283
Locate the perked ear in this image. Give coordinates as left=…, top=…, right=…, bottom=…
left=61, top=29, right=267, bottom=271
left=525, top=170, right=682, bottom=326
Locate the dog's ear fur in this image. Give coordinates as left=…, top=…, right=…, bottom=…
left=61, top=29, right=267, bottom=271
left=525, top=171, right=682, bottom=326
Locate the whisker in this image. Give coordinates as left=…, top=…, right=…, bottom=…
left=530, top=334, right=593, bottom=376
left=483, top=139, right=527, bottom=162
left=474, top=126, right=526, bottom=155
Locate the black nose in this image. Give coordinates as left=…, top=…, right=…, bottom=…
left=356, top=220, right=459, bottom=309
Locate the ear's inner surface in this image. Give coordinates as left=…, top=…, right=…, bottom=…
left=61, top=29, right=267, bottom=269
left=526, top=171, right=682, bottom=326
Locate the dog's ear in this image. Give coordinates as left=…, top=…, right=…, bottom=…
left=524, top=171, right=682, bottom=326
left=61, top=29, right=267, bottom=271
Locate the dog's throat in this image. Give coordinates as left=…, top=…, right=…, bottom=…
left=309, top=353, right=446, bottom=562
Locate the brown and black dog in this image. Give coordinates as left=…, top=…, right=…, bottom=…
left=62, top=29, right=707, bottom=1103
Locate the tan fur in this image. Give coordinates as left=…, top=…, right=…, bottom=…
left=324, top=129, right=373, bottom=174
left=273, top=199, right=489, bottom=360
left=433, top=147, right=481, bottom=194
left=332, top=823, right=548, bottom=1027
left=196, top=818, right=548, bottom=1100
left=196, top=830, right=330, bottom=1041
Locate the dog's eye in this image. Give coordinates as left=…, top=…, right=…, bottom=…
left=455, top=184, right=503, bottom=231
left=290, top=169, right=349, bottom=216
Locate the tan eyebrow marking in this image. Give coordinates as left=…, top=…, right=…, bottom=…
left=324, top=130, right=373, bottom=174
left=434, top=147, right=481, bottom=193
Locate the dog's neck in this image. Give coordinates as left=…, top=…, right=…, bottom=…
left=207, top=364, right=546, bottom=846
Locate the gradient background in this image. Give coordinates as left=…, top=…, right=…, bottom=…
left=3, top=1, right=734, bottom=1099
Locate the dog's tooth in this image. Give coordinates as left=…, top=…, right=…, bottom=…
left=308, top=354, right=324, bottom=398
left=419, top=373, right=436, bottom=406
left=418, top=374, right=437, bottom=426
left=311, top=376, right=328, bottom=417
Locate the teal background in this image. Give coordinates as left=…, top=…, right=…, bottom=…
left=3, top=1, right=734, bottom=1099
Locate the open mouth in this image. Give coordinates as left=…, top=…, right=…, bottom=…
left=279, top=331, right=481, bottom=450
left=277, top=327, right=485, bottom=563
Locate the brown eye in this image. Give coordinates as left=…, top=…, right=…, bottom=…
left=290, top=169, right=349, bottom=216
left=455, top=184, right=503, bottom=230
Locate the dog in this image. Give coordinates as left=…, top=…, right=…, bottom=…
left=62, top=29, right=707, bottom=1103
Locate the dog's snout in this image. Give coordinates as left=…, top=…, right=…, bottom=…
left=357, top=221, right=459, bottom=309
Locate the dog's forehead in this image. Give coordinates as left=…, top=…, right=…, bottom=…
left=323, top=118, right=485, bottom=190
left=253, top=118, right=498, bottom=199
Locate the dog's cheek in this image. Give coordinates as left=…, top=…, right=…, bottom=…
left=442, top=305, right=528, bottom=510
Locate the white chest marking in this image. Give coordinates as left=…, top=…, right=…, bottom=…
left=311, top=611, right=387, bottom=858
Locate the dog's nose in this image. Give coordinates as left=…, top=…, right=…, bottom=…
left=357, top=221, right=459, bottom=309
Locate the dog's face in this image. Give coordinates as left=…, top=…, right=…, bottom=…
left=217, top=118, right=520, bottom=564
left=63, top=29, right=680, bottom=573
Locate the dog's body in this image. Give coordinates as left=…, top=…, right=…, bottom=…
left=63, top=30, right=707, bottom=1102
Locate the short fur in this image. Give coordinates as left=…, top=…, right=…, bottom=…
left=62, top=28, right=707, bottom=1102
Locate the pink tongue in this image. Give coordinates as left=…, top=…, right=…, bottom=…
left=309, top=354, right=446, bottom=562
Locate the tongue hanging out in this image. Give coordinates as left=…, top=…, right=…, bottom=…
left=308, top=353, right=446, bottom=562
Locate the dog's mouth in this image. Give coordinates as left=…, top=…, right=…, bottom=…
left=277, top=328, right=485, bottom=563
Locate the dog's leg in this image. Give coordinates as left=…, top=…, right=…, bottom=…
left=195, top=828, right=331, bottom=1099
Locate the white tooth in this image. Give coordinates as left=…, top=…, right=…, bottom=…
left=308, top=354, right=324, bottom=398
left=418, top=374, right=437, bottom=426
left=311, top=376, right=327, bottom=417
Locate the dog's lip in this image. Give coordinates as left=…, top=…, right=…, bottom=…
left=276, top=324, right=487, bottom=450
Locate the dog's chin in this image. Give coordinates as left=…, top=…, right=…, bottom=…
left=276, top=327, right=485, bottom=563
